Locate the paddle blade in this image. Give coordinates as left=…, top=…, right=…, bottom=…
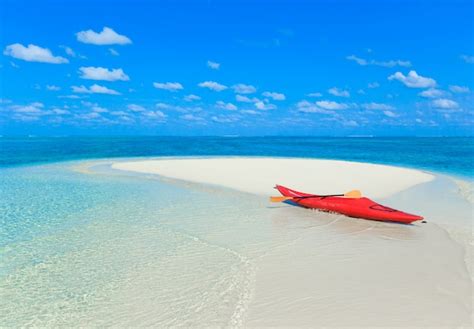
left=344, top=190, right=362, bottom=198
left=269, top=196, right=292, bottom=202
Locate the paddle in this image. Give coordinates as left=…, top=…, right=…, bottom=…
left=270, top=190, right=362, bottom=202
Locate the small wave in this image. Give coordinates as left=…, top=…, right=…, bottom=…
left=453, top=179, right=474, bottom=204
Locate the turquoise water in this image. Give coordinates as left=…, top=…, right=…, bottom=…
left=1, top=136, right=473, bottom=178
left=1, top=138, right=472, bottom=326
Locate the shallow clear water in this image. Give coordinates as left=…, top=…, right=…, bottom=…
left=0, top=161, right=471, bottom=326
left=1, top=136, right=473, bottom=178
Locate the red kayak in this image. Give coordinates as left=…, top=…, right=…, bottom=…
left=275, top=185, right=423, bottom=224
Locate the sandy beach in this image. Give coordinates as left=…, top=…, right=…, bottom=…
left=112, top=157, right=473, bottom=327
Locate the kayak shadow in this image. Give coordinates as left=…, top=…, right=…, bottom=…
left=268, top=201, right=421, bottom=241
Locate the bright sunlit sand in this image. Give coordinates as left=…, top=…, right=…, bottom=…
left=112, top=157, right=472, bottom=327
left=112, top=157, right=435, bottom=198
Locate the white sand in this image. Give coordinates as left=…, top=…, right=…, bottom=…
left=111, top=158, right=472, bottom=327
left=112, top=157, right=434, bottom=199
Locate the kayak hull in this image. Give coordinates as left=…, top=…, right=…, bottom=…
left=276, top=185, right=423, bottom=224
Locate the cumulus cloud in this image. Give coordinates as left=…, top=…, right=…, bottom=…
left=461, top=55, right=474, bottom=64
left=235, top=95, right=259, bottom=103
left=153, top=82, right=183, bottom=91
left=328, top=87, right=350, bottom=97
left=255, top=101, right=276, bottom=110
left=232, top=83, right=256, bottom=94
left=388, top=70, right=436, bottom=88
left=432, top=98, right=459, bottom=109
left=262, top=91, right=285, bottom=100
left=3, top=43, right=68, bottom=64
left=315, top=100, right=349, bottom=110
left=207, top=60, right=220, bottom=69
left=184, top=94, right=201, bottom=101
left=296, top=100, right=333, bottom=114
left=307, top=92, right=322, bottom=97
left=368, top=82, right=380, bottom=89
left=198, top=81, right=228, bottom=91
left=76, top=27, right=132, bottom=45
left=46, top=85, right=61, bottom=91
left=127, top=104, right=146, bottom=112
left=361, top=102, right=394, bottom=110
left=346, top=55, right=411, bottom=68
left=383, top=110, right=398, bottom=118
left=72, top=84, right=120, bottom=95
left=216, top=101, right=237, bottom=111
left=142, top=110, right=167, bottom=121
left=449, top=85, right=470, bottom=93
left=79, top=66, right=129, bottom=81
left=181, top=114, right=206, bottom=122
left=211, top=115, right=239, bottom=123
left=418, top=88, right=446, bottom=98
left=109, top=48, right=119, bottom=56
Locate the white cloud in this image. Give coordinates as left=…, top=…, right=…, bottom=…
left=198, top=81, right=228, bottom=91
left=72, top=84, right=120, bottom=95
left=235, top=95, right=259, bottom=103
left=62, top=46, right=76, bottom=57
left=449, top=85, right=470, bottom=93
left=153, top=82, right=183, bottom=91
left=128, top=104, right=146, bottom=112
left=388, top=70, right=436, bottom=88
left=216, top=101, right=237, bottom=111
left=109, top=48, right=119, bottom=56
left=461, top=55, right=474, bottom=64
left=184, top=94, right=201, bottom=101
left=11, top=102, right=44, bottom=114
left=262, top=91, right=285, bottom=100
left=346, top=55, right=367, bottom=65
left=211, top=115, right=239, bottom=123
left=361, top=102, right=394, bottom=110
left=46, top=85, right=61, bottom=91
left=207, top=60, right=220, bottom=69
left=255, top=101, right=276, bottom=110
left=328, top=87, right=350, bottom=97
left=3, top=43, right=68, bottom=64
left=110, top=110, right=128, bottom=116
left=383, top=110, right=398, bottom=118
left=432, top=98, right=459, bottom=109
left=418, top=88, right=446, bottom=98
left=79, top=66, right=129, bottom=81
left=307, top=92, right=322, bottom=97
left=92, top=106, right=108, bottom=113
left=241, top=110, right=259, bottom=115
left=232, top=83, right=256, bottom=94
left=181, top=114, right=205, bottom=122
left=156, top=103, right=171, bottom=109
left=76, top=27, right=132, bottom=45
left=368, top=82, right=380, bottom=89
left=296, top=100, right=333, bottom=114
left=346, top=55, right=411, bottom=67
left=142, top=111, right=167, bottom=121
left=315, top=100, right=349, bottom=110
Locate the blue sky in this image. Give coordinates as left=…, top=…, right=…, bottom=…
left=1, top=0, right=473, bottom=136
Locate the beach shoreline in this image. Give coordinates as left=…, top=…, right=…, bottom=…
left=110, top=156, right=472, bottom=327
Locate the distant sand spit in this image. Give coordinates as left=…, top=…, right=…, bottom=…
left=112, top=157, right=434, bottom=199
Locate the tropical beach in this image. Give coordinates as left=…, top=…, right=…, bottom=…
left=1, top=0, right=473, bottom=327
left=1, top=145, right=472, bottom=327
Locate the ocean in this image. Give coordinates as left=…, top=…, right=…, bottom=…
left=1, top=136, right=473, bottom=178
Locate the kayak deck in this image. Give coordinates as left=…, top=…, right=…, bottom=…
left=275, top=185, right=423, bottom=224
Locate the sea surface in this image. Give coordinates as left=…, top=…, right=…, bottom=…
left=1, top=136, right=473, bottom=178
left=0, top=137, right=472, bottom=326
